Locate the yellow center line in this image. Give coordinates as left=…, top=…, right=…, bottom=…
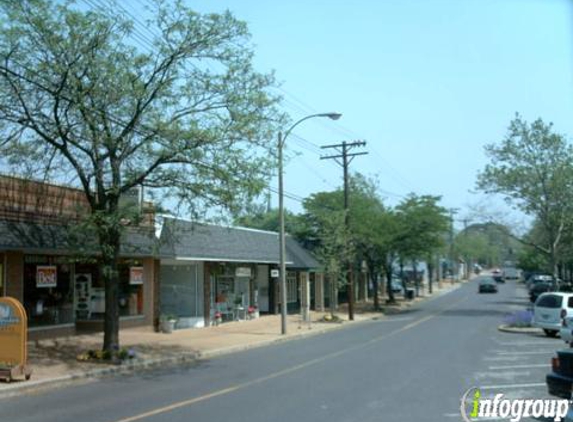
left=112, top=295, right=469, bottom=422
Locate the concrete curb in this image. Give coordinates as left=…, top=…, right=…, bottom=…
left=498, top=324, right=543, bottom=335
left=0, top=282, right=464, bottom=399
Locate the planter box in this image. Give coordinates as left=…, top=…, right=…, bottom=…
left=160, top=319, right=177, bottom=333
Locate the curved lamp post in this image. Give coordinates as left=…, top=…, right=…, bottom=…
left=278, top=112, right=342, bottom=335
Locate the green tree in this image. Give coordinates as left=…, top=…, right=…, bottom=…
left=394, top=194, right=449, bottom=295
left=0, top=1, right=282, bottom=353
left=299, top=174, right=386, bottom=307
left=234, top=206, right=303, bottom=236
left=477, top=116, right=573, bottom=275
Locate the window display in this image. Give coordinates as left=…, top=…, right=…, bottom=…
left=23, top=255, right=74, bottom=327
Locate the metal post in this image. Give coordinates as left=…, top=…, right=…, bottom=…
left=277, top=112, right=342, bottom=335
left=278, top=131, right=288, bottom=335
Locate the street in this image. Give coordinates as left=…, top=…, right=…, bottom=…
left=0, top=280, right=563, bottom=422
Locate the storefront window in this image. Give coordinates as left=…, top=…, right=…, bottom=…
left=160, top=264, right=201, bottom=319
left=74, top=260, right=144, bottom=320
left=211, top=264, right=256, bottom=321
left=23, top=255, right=74, bottom=327
left=118, top=262, right=144, bottom=317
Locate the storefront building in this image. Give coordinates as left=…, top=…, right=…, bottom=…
left=0, top=176, right=158, bottom=339
left=158, top=217, right=322, bottom=328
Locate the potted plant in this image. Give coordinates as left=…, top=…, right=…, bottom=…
left=214, top=311, right=223, bottom=326
left=160, top=314, right=178, bottom=333
left=247, top=306, right=259, bottom=319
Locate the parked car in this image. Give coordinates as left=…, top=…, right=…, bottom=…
left=547, top=349, right=573, bottom=399
left=527, top=274, right=554, bottom=291
left=533, top=292, right=573, bottom=337
left=478, top=276, right=498, bottom=293
left=503, top=267, right=519, bottom=280
left=390, top=279, right=403, bottom=293
left=492, top=269, right=504, bottom=283
left=530, top=281, right=557, bottom=303
left=560, top=316, right=573, bottom=345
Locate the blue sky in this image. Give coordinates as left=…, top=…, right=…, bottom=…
left=130, top=0, right=573, bottom=227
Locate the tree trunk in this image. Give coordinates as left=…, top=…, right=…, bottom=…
left=399, top=260, right=405, bottom=291
left=372, top=272, right=379, bottom=310
left=385, top=264, right=395, bottom=303
left=428, top=261, right=434, bottom=294
left=99, top=225, right=122, bottom=354
left=412, top=259, right=419, bottom=297
left=329, top=272, right=337, bottom=318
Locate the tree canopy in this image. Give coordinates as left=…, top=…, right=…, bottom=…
left=0, top=0, right=283, bottom=352
left=477, top=115, right=573, bottom=274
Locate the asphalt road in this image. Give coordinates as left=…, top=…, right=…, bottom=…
left=1, top=280, right=565, bottom=422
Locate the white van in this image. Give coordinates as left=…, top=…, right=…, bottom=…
left=533, top=292, right=573, bottom=337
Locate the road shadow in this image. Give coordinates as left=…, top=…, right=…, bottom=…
left=492, top=300, right=532, bottom=307
left=439, top=308, right=514, bottom=318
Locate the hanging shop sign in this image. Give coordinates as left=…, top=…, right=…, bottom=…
left=129, top=266, right=144, bottom=285
left=270, top=269, right=280, bottom=278
left=36, top=265, right=57, bottom=288
left=0, top=297, right=32, bottom=382
left=235, top=267, right=252, bottom=278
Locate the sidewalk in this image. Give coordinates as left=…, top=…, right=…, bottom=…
left=0, top=280, right=464, bottom=397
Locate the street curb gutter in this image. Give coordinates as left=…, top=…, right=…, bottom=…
left=0, top=281, right=465, bottom=399
left=498, top=324, right=543, bottom=335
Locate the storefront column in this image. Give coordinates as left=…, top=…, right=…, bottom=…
left=300, top=272, right=310, bottom=322
left=314, top=273, right=324, bottom=312
left=203, top=262, right=211, bottom=327
left=152, top=258, right=160, bottom=332
left=5, top=251, right=23, bottom=302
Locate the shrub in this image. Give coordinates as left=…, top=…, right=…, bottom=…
left=503, top=310, right=533, bottom=328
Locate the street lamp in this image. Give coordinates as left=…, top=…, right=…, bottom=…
left=278, top=112, right=342, bottom=335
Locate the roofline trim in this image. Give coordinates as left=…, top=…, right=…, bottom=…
left=172, top=256, right=293, bottom=265
left=157, top=214, right=280, bottom=236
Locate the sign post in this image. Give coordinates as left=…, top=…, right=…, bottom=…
left=0, top=297, right=32, bottom=382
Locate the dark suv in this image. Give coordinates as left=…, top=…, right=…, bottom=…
left=547, top=350, right=573, bottom=399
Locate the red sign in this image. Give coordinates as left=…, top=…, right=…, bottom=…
left=36, top=265, right=57, bottom=288
left=130, top=267, right=144, bottom=285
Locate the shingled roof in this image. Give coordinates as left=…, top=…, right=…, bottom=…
left=285, top=236, right=320, bottom=269
left=0, top=220, right=155, bottom=257
left=158, top=217, right=320, bottom=269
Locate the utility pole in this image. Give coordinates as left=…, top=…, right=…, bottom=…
left=449, top=208, right=459, bottom=284
left=321, top=140, right=368, bottom=321
left=461, top=217, right=470, bottom=280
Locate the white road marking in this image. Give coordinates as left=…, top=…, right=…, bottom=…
left=494, top=340, right=559, bottom=346
left=474, top=370, right=532, bottom=381
left=480, top=382, right=546, bottom=389
left=495, top=350, right=556, bottom=356
left=488, top=364, right=549, bottom=370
